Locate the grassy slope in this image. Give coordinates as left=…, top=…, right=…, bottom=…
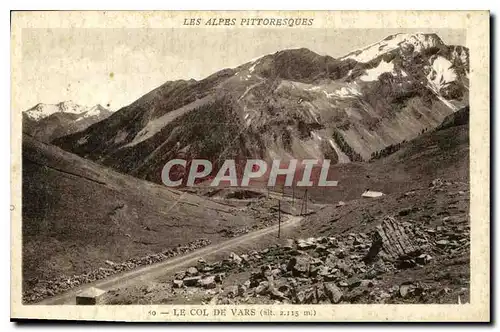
left=22, top=135, right=257, bottom=289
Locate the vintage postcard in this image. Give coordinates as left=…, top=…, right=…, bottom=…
left=11, top=10, right=490, bottom=322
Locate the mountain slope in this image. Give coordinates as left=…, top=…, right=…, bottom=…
left=54, top=33, right=469, bottom=185
left=278, top=107, right=469, bottom=205
left=22, top=135, right=259, bottom=301
left=23, top=101, right=112, bottom=143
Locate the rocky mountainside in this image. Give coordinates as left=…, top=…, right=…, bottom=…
left=23, top=101, right=112, bottom=143
left=54, top=33, right=469, bottom=184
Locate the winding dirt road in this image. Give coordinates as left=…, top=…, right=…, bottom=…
left=38, top=214, right=303, bottom=305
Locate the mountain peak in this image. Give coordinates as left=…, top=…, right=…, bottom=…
left=342, top=32, right=446, bottom=63
left=275, top=47, right=320, bottom=56
left=24, top=101, right=110, bottom=121
left=58, top=100, right=77, bottom=106
left=243, top=47, right=347, bottom=83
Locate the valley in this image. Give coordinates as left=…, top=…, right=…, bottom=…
left=21, top=32, right=470, bottom=305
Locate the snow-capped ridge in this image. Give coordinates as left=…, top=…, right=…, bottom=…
left=24, top=101, right=110, bottom=121
left=342, top=33, right=445, bottom=63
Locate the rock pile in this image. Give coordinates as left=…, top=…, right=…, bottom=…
left=23, top=238, right=212, bottom=303
left=173, top=264, right=225, bottom=290
left=205, top=213, right=469, bottom=304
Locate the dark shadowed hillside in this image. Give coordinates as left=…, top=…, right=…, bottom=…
left=22, top=135, right=260, bottom=301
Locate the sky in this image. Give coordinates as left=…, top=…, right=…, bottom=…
left=21, top=28, right=465, bottom=112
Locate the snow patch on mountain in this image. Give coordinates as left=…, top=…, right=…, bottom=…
left=322, top=85, right=362, bottom=98
left=248, top=60, right=260, bottom=73
left=24, top=104, right=62, bottom=121
left=337, top=86, right=362, bottom=97
left=77, top=135, right=89, bottom=145
left=310, top=131, right=323, bottom=141
left=427, top=56, right=457, bottom=91
left=328, top=139, right=351, bottom=163
left=56, top=101, right=86, bottom=114
left=342, top=33, right=445, bottom=63
left=24, top=101, right=109, bottom=121
left=86, top=105, right=107, bottom=117
left=75, top=105, right=109, bottom=122
left=360, top=60, right=395, bottom=82
left=306, top=86, right=321, bottom=91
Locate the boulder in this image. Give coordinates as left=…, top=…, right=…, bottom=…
left=287, top=256, right=310, bottom=276
left=240, top=254, right=250, bottom=263
left=295, top=290, right=306, bottom=304
left=416, top=254, right=433, bottom=265
left=172, top=280, right=183, bottom=288
left=430, top=178, right=443, bottom=188
left=399, top=284, right=412, bottom=298
left=336, top=261, right=353, bottom=276
left=186, top=267, right=198, bottom=276
left=303, top=287, right=318, bottom=304
left=436, top=240, right=449, bottom=248
left=338, top=280, right=349, bottom=287
left=297, top=238, right=316, bottom=250
left=229, top=252, right=243, bottom=264
left=316, top=265, right=330, bottom=277
left=324, top=282, right=343, bottom=303
left=359, top=280, right=374, bottom=288
left=237, top=284, right=247, bottom=296
left=225, top=286, right=238, bottom=298
left=284, top=239, right=295, bottom=250
left=268, top=281, right=288, bottom=301
left=315, top=244, right=328, bottom=253
left=271, top=268, right=281, bottom=278
left=327, top=237, right=339, bottom=247
left=335, top=249, right=346, bottom=258
left=183, top=276, right=202, bottom=287
left=215, top=273, right=225, bottom=283
left=364, top=216, right=420, bottom=263
left=255, top=281, right=269, bottom=295
left=199, top=276, right=216, bottom=289
left=347, top=277, right=362, bottom=289
left=200, top=265, right=215, bottom=273
left=261, top=265, right=273, bottom=279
